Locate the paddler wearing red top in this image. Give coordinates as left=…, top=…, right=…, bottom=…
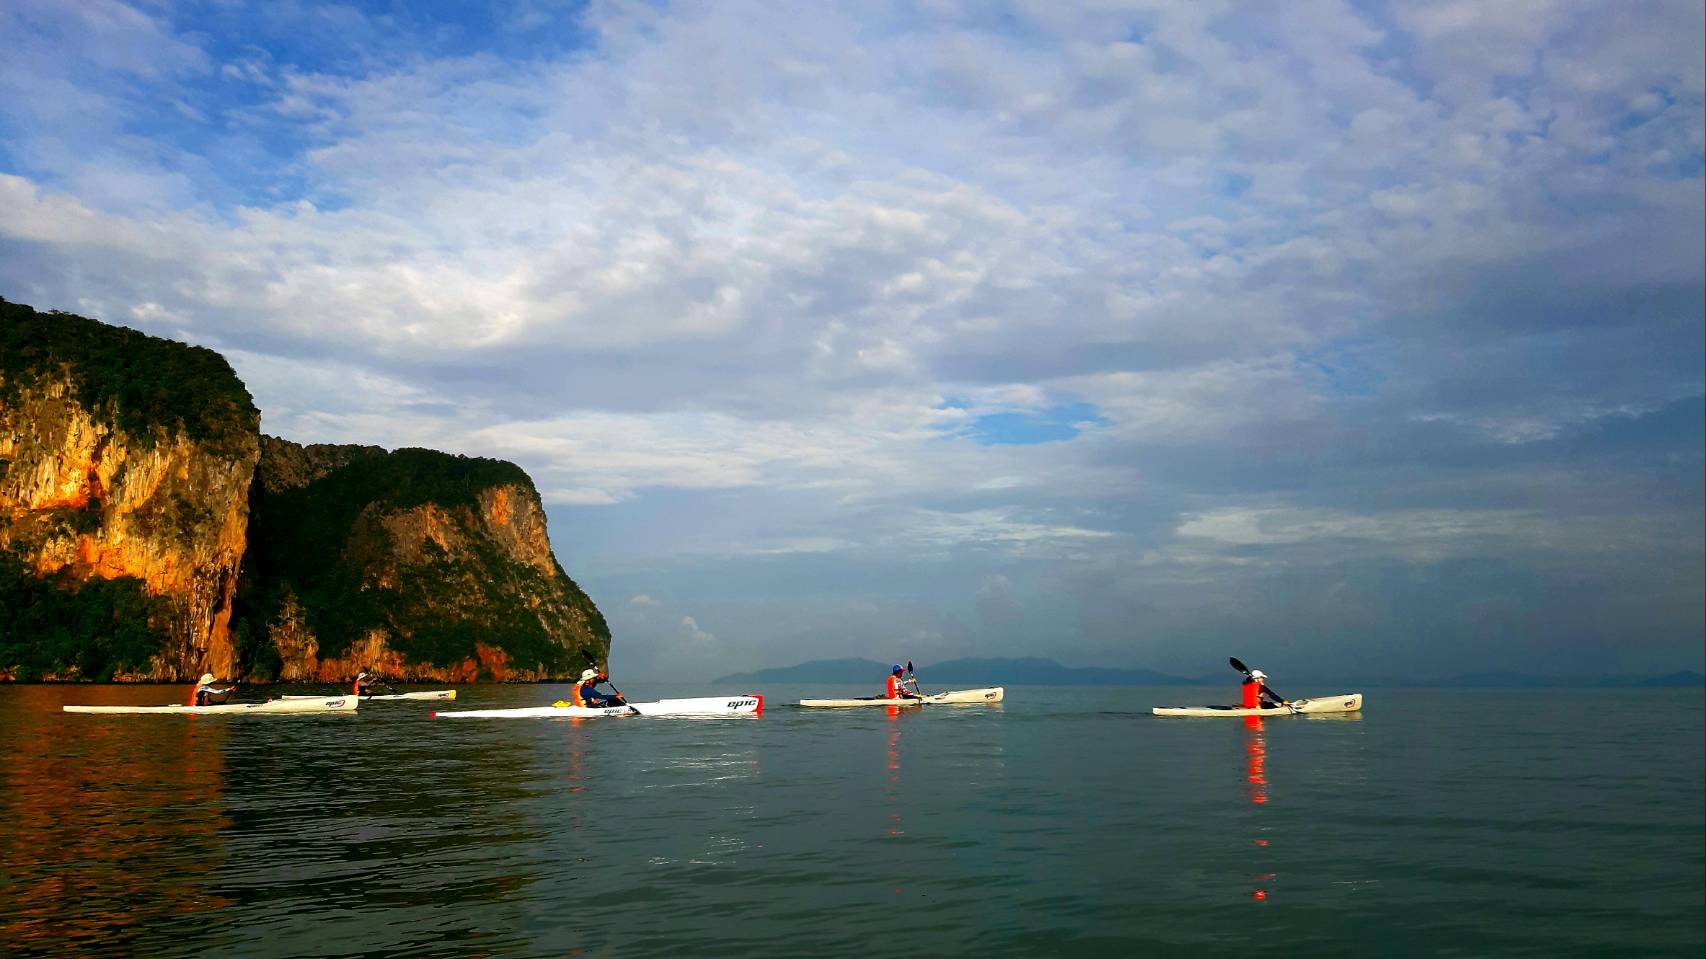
left=885, top=664, right=920, bottom=700
left=1241, top=668, right=1288, bottom=709
left=190, top=672, right=234, bottom=706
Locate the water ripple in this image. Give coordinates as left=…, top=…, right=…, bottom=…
left=0, top=684, right=1700, bottom=956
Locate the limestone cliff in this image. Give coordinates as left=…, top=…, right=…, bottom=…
left=1, top=297, right=609, bottom=684
left=233, top=438, right=610, bottom=682
left=0, top=298, right=260, bottom=681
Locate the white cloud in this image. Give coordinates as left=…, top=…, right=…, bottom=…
left=0, top=0, right=1699, bottom=675
left=680, top=615, right=716, bottom=645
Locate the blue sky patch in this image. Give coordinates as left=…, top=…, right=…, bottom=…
left=1295, top=338, right=1393, bottom=398
left=942, top=400, right=1110, bottom=446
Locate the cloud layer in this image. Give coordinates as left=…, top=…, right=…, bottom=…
left=2, top=0, right=1700, bottom=679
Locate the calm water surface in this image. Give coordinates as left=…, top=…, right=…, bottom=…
left=1, top=684, right=1700, bottom=957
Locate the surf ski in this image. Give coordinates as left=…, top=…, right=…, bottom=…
left=281, top=690, right=456, bottom=702
left=64, top=697, right=359, bottom=715
left=433, top=695, right=763, bottom=718
left=1151, top=693, right=1363, bottom=717
left=799, top=687, right=1004, bottom=707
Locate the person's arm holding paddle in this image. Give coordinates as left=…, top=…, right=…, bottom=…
left=191, top=673, right=235, bottom=706
left=582, top=654, right=641, bottom=715
left=1253, top=673, right=1288, bottom=708
left=886, top=663, right=923, bottom=699
left=1229, top=657, right=1290, bottom=708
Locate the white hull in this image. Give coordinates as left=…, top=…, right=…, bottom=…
left=281, top=690, right=456, bottom=701
left=64, top=697, right=358, bottom=715
left=1151, top=693, right=1363, bottom=717
left=433, top=695, right=763, bottom=718
left=799, top=687, right=1005, bottom=707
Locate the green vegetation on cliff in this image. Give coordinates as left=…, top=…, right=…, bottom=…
left=1, top=297, right=257, bottom=681
left=0, top=297, right=258, bottom=454
left=2, top=297, right=609, bottom=683
left=0, top=550, right=172, bottom=681
left=234, top=446, right=610, bottom=678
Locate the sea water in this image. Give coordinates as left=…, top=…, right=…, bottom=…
left=1, top=684, right=1700, bottom=957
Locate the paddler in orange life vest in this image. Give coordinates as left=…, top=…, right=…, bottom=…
left=1241, top=669, right=1288, bottom=710
left=190, top=672, right=234, bottom=706
left=886, top=664, right=920, bottom=700
left=571, top=667, right=626, bottom=707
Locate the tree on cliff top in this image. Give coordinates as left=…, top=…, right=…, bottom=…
left=1, top=297, right=258, bottom=454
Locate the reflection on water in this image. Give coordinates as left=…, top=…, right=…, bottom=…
left=1244, top=716, right=1276, bottom=902
left=1245, top=716, right=1268, bottom=805
left=2, top=684, right=1700, bottom=957
left=0, top=686, right=232, bottom=957
left=884, top=712, right=907, bottom=839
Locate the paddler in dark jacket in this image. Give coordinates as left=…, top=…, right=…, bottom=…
left=1242, top=669, right=1288, bottom=709
left=354, top=671, right=398, bottom=697
left=571, top=667, right=626, bottom=707
left=190, top=672, right=234, bottom=706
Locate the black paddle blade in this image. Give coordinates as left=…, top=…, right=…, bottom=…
left=907, top=661, right=914, bottom=674
left=1229, top=656, right=1250, bottom=674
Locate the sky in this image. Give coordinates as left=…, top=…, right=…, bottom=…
left=1, top=0, right=1701, bottom=681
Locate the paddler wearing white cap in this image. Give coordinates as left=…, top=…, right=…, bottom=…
left=189, top=672, right=234, bottom=706
left=353, top=671, right=398, bottom=698
left=569, top=666, right=626, bottom=708
left=1239, top=665, right=1288, bottom=710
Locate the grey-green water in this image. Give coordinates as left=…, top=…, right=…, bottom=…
left=1, top=684, right=1700, bottom=957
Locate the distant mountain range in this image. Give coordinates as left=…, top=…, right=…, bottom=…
left=1424, top=670, right=1706, bottom=688
left=712, top=657, right=1706, bottom=689
left=713, top=656, right=1208, bottom=685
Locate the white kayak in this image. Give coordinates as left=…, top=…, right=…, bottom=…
left=1151, top=693, right=1363, bottom=717
left=64, top=696, right=359, bottom=715
left=433, top=695, right=764, bottom=718
left=799, top=687, right=1005, bottom=707
left=282, top=690, right=456, bottom=702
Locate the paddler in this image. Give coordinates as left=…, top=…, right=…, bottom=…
left=1242, top=668, right=1288, bottom=710
left=886, top=664, right=920, bottom=700
left=190, top=672, right=234, bottom=706
left=354, top=671, right=398, bottom=697
left=571, top=667, right=626, bottom=707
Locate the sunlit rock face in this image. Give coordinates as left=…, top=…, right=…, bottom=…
left=2, top=298, right=609, bottom=683
left=234, top=437, right=611, bottom=683
left=0, top=300, right=260, bottom=681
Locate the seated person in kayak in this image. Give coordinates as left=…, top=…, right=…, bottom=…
left=1242, top=669, right=1288, bottom=709
left=886, top=664, right=921, bottom=700
left=190, top=672, right=234, bottom=706
left=354, top=671, right=398, bottom=697
left=571, top=667, right=626, bottom=707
